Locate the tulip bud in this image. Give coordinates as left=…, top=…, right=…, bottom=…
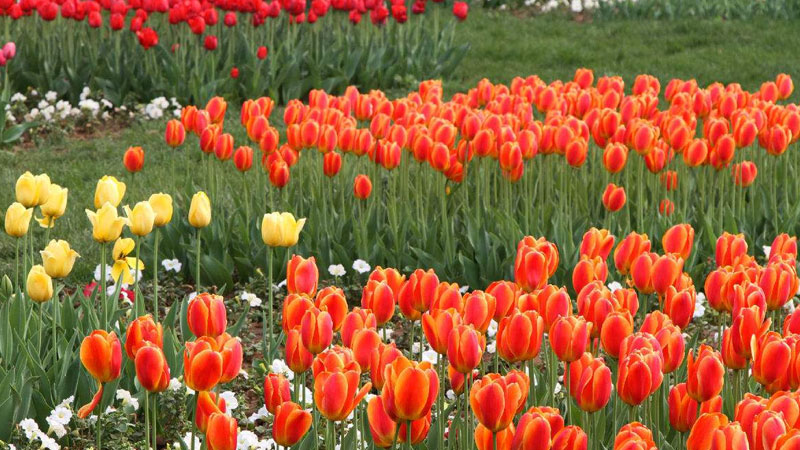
left=124, top=201, right=155, bottom=237
left=273, top=401, right=312, bottom=447
left=123, top=146, right=145, bottom=173
left=5, top=202, right=33, bottom=237
left=354, top=174, right=373, bottom=200
left=189, top=191, right=212, bottom=228
left=26, top=264, right=53, bottom=303
left=148, top=193, right=173, bottom=227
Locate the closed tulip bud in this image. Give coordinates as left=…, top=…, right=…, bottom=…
left=214, top=133, right=234, bottom=161
left=349, top=328, right=380, bottom=370
left=759, top=262, right=799, bottom=311
left=196, top=391, right=226, bottom=433
left=663, top=286, right=695, bottom=330
left=94, top=175, right=126, bottom=209
left=314, top=367, right=371, bottom=421
left=463, top=290, right=497, bottom=334
left=571, top=355, right=612, bottom=413
left=263, top=373, right=291, bottom=414
left=232, top=146, right=253, bottom=172
left=361, top=280, right=395, bottom=326
left=512, top=410, right=553, bottom=450
left=669, top=383, right=699, bottom=433
left=686, top=344, right=725, bottom=402
left=123, top=146, right=144, bottom=173
left=602, top=142, right=628, bottom=173
left=261, top=212, right=306, bottom=247
left=273, top=401, right=312, bottom=447
left=572, top=256, right=608, bottom=295
left=448, top=324, right=485, bottom=373
left=37, top=184, right=68, bottom=227
left=488, top=280, right=520, bottom=321
left=716, top=232, right=748, bottom=267
left=654, top=323, right=685, bottom=374
left=26, top=265, right=53, bottom=303
left=135, top=343, right=169, bottom=392
left=497, top=310, right=544, bottom=363
left=617, top=348, right=662, bottom=406
left=551, top=426, right=588, bottom=450
left=515, top=246, right=549, bottom=292
left=206, top=413, right=237, bottom=450
left=205, top=97, right=227, bottom=124
left=722, top=328, right=747, bottom=370
left=370, top=343, right=402, bottom=390
left=470, top=373, right=525, bottom=432
left=398, top=269, right=439, bottom=319
left=300, top=307, right=333, bottom=354
left=5, top=203, right=33, bottom=237
left=600, top=311, right=633, bottom=359
left=614, top=232, right=651, bottom=276
left=187, top=293, right=227, bottom=338
left=354, top=174, right=373, bottom=199
left=165, top=119, right=185, bottom=147
left=16, top=171, right=44, bottom=207
left=285, top=329, right=313, bottom=374
left=550, top=315, right=591, bottom=362
left=216, top=336, right=242, bottom=383
left=314, top=287, right=347, bottom=332
left=602, top=183, right=626, bottom=212
left=752, top=332, right=792, bottom=393
left=188, top=191, right=211, bottom=228
left=39, top=239, right=79, bottom=279
left=662, top=223, right=694, bottom=260
left=687, top=413, right=729, bottom=450
left=422, top=308, right=461, bottom=355
left=268, top=160, right=290, bottom=188
left=285, top=254, right=317, bottom=297
left=580, top=228, right=615, bottom=261
left=183, top=338, right=223, bottom=391
left=148, top=193, right=173, bottom=227
left=124, top=314, right=163, bottom=359
left=123, top=201, right=155, bottom=237
left=323, top=151, right=342, bottom=177
left=77, top=330, right=123, bottom=418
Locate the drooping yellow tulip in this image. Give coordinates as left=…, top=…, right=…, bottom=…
left=16, top=172, right=51, bottom=207
left=94, top=176, right=127, bottom=209
left=148, top=193, right=173, bottom=227
left=86, top=203, right=127, bottom=243
left=36, top=184, right=68, bottom=228
left=189, top=191, right=211, bottom=228
left=4, top=202, right=33, bottom=237
left=261, top=212, right=306, bottom=247
left=110, top=238, right=144, bottom=285
left=26, top=265, right=54, bottom=303
left=124, top=201, right=155, bottom=237
left=41, top=240, right=80, bottom=279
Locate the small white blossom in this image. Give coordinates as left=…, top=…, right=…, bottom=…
left=328, top=264, right=346, bottom=277
left=270, top=359, right=294, bottom=381
left=763, top=246, right=772, bottom=259
left=694, top=292, right=706, bottom=319
left=241, top=291, right=262, bottom=308
left=607, top=281, right=623, bottom=292
left=352, top=259, right=371, bottom=274
left=169, top=378, right=183, bottom=391
left=237, top=430, right=261, bottom=449
left=446, top=390, right=456, bottom=401
left=487, top=341, right=496, bottom=354
left=459, top=285, right=470, bottom=294
left=487, top=320, right=498, bottom=338
left=10, top=92, right=26, bottom=103
left=19, top=418, right=41, bottom=440
left=116, top=389, right=139, bottom=410
left=247, top=406, right=269, bottom=423
left=219, top=391, right=239, bottom=414
left=379, top=327, right=393, bottom=341
left=45, top=419, right=67, bottom=439
left=48, top=406, right=72, bottom=426
left=57, top=396, right=75, bottom=409
left=94, top=264, right=113, bottom=281
left=45, top=91, right=58, bottom=102
left=421, top=348, right=438, bottom=365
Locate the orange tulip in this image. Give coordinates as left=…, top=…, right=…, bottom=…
left=687, top=413, right=729, bottom=450
left=766, top=391, right=800, bottom=428
left=722, top=328, right=748, bottom=370
left=368, top=266, right=406, bottom=297
left=515, top=243, right=551, bottom=292
left=653, top=323, right=685, bottom=374
left=314, top=287, right=347, bottom=332
left=341, top=308, right=378, bottom=348
left=752, top=332, right=792, bottom=393
left=422, top=308, right=461, bottom=355
left=287, top=255, right=318, bottom=297
left=572, top=256, right=608, bottom=295
left=367, top=395, right=397, bottom=448
left=686, top=344, right=724, bottom=402
left=599, top=310, right=634, bottom=359
left=263, top=373, right=292, bottom=414
left=398, top=268, right=439, bottom=318
left=576, top=281, right=616, bottom=336
left=512, top=409, right=555, bottom=450
left=549, top=315, right=591, bottom=362
left=617, top=348, right=662, bottom=406
left=569, top=353, right=612, bottom=413
left=354, top=174, right=373, bottom=199
left=770, top=233, right=798, bottom=263
left=602, top=183, right=626, bottom=212
left=431, top=281, right=464, bottom=311
left=463, top=290, right=497, bottom=334
left=729, top=304, right=769, bottom=360
left=380, top=356, right=438, bottom=421
left=123, top=146, right=144, bottom=173
left=448, top=324, right=485, bottom=374
left=312, top=346, right=359, bottom=377
left=750, top=409, right=787, bottom=450
left=551, top=426, right=588, bottom=450
left=134, top=342, right=169, bottom=392
left=78, top=330, right=122, bottom=418
left=124, top=314, right=163, bottom=359
left=314, top=367, right=371, bottom=421
left=215, top=333, right=243, bottom=384
left=187, top=293, right=227, bottom=338
left=206, top=412, right=237, bottom=450
left=662, top=224, right=694, bottom=260
left=579, top=228, right=615, bottom=261
left=602, top=143, right=628, bottom=173
left=397, top=412, right=431, bottom=445
left=774, top=430, right=800, bottom=450
left=300, top=307, right=333, bottom=355
left=184, top=337, right=223, bottom=391
left=663, top=286, right=695, bottom=330
left=282, top=293, right=314, bottom=332
left=716, top=232, right=748, bottom=267
left=369, top=343, right=403, bottom=391
left=613, top=232, right=651, bottom=276
left=613, top=422, right=655, bottom=450
left=470, top=374, right=525, bottom=433
left=497, top=310, right=544, bottom=363
left=196, top=391, right=226, bottom=433
left=759, top=261, right=799, bottom=311
left=205, top=97, right=227, bottom=124
left=165, top=119, right=186, bottom=147
left=350, top=328, right=381, bottom=370
left=668, top=383, right=699, bottom=433
left=273, top=401, right=312, bottom=447
left=475, top=424, right=515, bottom=450
left=232, top=146, right=253, bottom=172
left=528, top=285, right=572, bottom=327
left=709, top=422, right=748, bottom=450
left=361, top=280, right=396, bottom=326
left=214, top=132, right=234, bottom=161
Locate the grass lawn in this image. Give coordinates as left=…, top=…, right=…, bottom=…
left=2, top=11, right=799, bottom=283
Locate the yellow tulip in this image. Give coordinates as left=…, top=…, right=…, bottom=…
left=26, top=265, right=53, bottom=303
left=15, top=171, right=39, bottom=207
left=111, top=238, right=142, bottom=284
left=189, top=191, right=211, bottom=228
left=36, top=184, right=69, bottom=228
left=261, top=212, right=306, bottom=247
left=35, top=174, right=51, bottom=206
left=124, top=201, right=155, bottom=236
left=86, top=203, right=127, bottom=243
left=40, top=240, right=80, bottom=279
left=112, top=237, right=135, bottom=260
left=4, top=202, right=33, bottom=237
left=148, top=193, right=173, bottom=227
left=94, top=175, right=127, bottom=209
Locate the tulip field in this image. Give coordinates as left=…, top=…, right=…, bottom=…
left=5, top=5, right=800, bottom=450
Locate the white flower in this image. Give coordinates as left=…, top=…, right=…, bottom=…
left=352, top=259, right=371, bottom=274
left=379, top=327, right=393, bottom=341
left=57, top=396, right=75, bottom=409
left=763, top=245, right=772, bottom=259
left=607, top=281, right=623, bottom=292
left=45, top=419, right=67, bottom=438
left=169, top=378, right=184, bottom=391
left=37, top=431, right=60, bottom=450
left=459, top=285, right=469, bottom=294
left=272, top=280, right=287, bottom=292
left=48, top=406, right=72, bottom=426
left=219, top=391, right=239, bottom=414
left=487, top=320, right=498, bottom=338
left=486, top=341, right=497, bottom=354
left=241, top=291, right=262, bottom=308
left=238, top=430, right=261, bottom=449
left=19, top=418, right=41, bottom=440
left=328, top=264, right=346, bottom=277
left=247, top=406, right=269, bottom=423
left=37, top=99, right=50, bottom=110
left=421, top=349, right=438, bottom=365
left=116, top=389, right=139, bottom=410
left=188, top=292, right=198, bottom=301
left=45, top=91, right=58, bottom=102
left=446, top=390, right=456, bottom=401
left=694, top=292, right=707, bottom=319
left=94, top=264, right=113, bottom=281
left=10, top=92, right=26, bottom=103
left=270, top=359, right=294, bottom=380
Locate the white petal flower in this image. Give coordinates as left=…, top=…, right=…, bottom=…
left=162, top=258, right=183, bottom=273
left=763, top=246, right=772, bottom=259
left=607, top=281, right=623, bottom=292
left=459, top=285, right=469, bottom=294
left=270, top=359, right=294, bottom=380
left=20, top=418, right=41, bottom=440
left=219, top=391, right=239, bottom=414
left=487, top=320, right=498, bottom=338
left=422, top=349, right=438, bottom=365
left=328, top=264, right=346, bottom=277
left=241, top=291, right=262, bottom=308
left=352, top=259, right=371, bottom=274
left=169, top=378, right=183, bottom=391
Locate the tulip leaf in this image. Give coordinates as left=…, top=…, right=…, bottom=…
left=228, top=303, right=250, bottom=338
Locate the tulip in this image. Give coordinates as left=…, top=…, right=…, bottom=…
left=599, top=310, right=633, bottom=359
left=261, top=212, right=306, bottom=247
left=617, top=348, right=662, bottom=406
left=285, top=254, right=318, bottom=297
left=187, top=293, right=227, bottom=338
left=315, top=287, right=347, bottom=331
left=422, top=308, right=461, bottom=354
left=470, top=374, right=525, bottom=432
left=602, top=183, right=626, bottom=212
left=273, top=401, right=312, bottom=447
left=123, top=146, right=145, bottom=173
left=36, top=184, right=68, bottom=228
left=206, top=413, right=237, bottom=450
left=551, top=426, right=588, bottom=450
left=16, top=171, right=49, bottom=207
left=124, top=314, right=163, bottom=359
left=263, top=373, right=292, bottom=414
left=668, top=383, right=699, bottom=433
left=476, top=424, right=515, bottom=450
left=78, top=330, right=122, bottom=418
left=123, top=201, right=155, bottom=237
left=215, top=333, right=243, bottom=384
left=26, top=265, right=53, bottom=303
left=148, top=193, right=173, bottom=227
left=515, top=244, right=550, bottom=292
left=196, top=391, right=226, bottom=433
left=398, top=268, right=439, bottom=319
left=367, top=395, right=397, bottom=447
left=370, top=343, right=403, bottom=391
left=233, top=146, right=253, bottom=172
left=570, top=355, right=612, bottom=413
left=766, top=391, right=800, bottom=428
left=431, top=281, right=464, bottom=311
left=653, top=323, right=685, bottom=374
left=184, top=338, right=223, bottom=392
left=165, top=119, right=186, bottom=147
left=269, top=160, right=290, bottom=188
left=381, top=356, right=439, bottom=421
left=759, top=262, right=799, bottom=311
left=369, top=266, right=406, bottom=297
left=314, top=367, right=371, bottom=421
left=300, top=307, right=333, bottom=354
left=488, top=280, right=521, bottom=321
left=285, top=329, right=313, bottom=374
left=512, top=410, right=553, bottom=450
left=750, top=409, right=787, bottom=450
left=549, top=315, right=591, bottom=362
left=663, top=286, right=695, bottom=329
left=448, top=324, right=486, bottom=374
left=687, top=412, right=729, bottom=450
left=94, top=175, right=126, bottom=209
left=353, top=173, right=373, bottom=200
left=189, top=191, right=211, bottom=228
left=5, top=202, right=33, bottom=237
left=613, top=232, right=651, bottom=276
left=580, top=228, right=615, bottom=261
left=86, top=203, right=127, bottom=243
left=752, top=332, right=791, bottom=393
left=135, top=343, right=169, bottom=392
left=40, top=239, right=79, bottom=279
left=361, top=280, right=396, bottom=326
left=716, top=232, right=748, bottom=267
left=463, top=290, right=497, bottom=333
left=613, top=422, right=655, bottom=449
left=497, top=310, right=545, bottom=363
left=686, top=345, right=725, bottom=402
left=342, top=308, right=378, bottom=348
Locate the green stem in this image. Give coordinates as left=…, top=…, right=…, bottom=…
left=135, top=235, right=142, bottom=315
left=101, top=242, right=107, bottom=329
left=266, top=247, right=274, bottom=359
left=195, top=228, right=202, bottom=292
left=14, top=237, right=19, bottom=291
left=38, top=302, right=43, bottom=356
left=152, top=393, right=158, bottom=450
left=145, top=391, right=150, bottom=450
left=97, top=411, right=103, bottom=450
left=406, top=420, right=412, bottom=449
left=153, top=228, right=160, bottom=321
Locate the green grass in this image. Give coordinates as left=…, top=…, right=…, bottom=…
left=2, top=11, right=800, bottom=285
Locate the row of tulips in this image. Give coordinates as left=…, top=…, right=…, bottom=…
left=7, top=153, right=800, bottom=448
left=2, top=0, right=469, bottom=105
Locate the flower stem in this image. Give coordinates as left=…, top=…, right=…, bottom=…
left=145, top=391, right=150, bottom=450
left=101, top=242, right=107, bottom=329
left=195, top=228, right=202, bottom=292
left=153, top=228, right=160, bottom=321
left=266, top=246, right=274, bottom=360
